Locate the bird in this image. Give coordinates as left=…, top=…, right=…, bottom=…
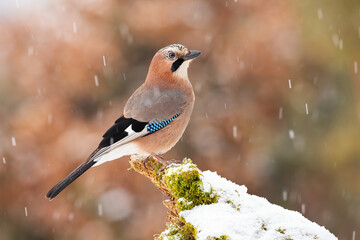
left=46, top=44, right=201, bottom=200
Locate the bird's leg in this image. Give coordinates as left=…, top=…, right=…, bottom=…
left=142, top=156, right=151, bottom=169
left=151, top=153, right=183, bottom=167
left=151, top=153, right=167, bottom=165
left=142, top=154, right=165, bottom=169
left=143, top=154, right=184, bottom=172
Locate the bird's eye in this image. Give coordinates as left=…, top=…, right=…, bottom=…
left=168, top=51, right=176, bottom=59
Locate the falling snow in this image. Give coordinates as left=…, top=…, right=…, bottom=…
left=11, top=137, right=16, bottom=146
left=301, top=203, right=306, bottom=214
left=73, top=22, right=77, bottom=34
left=99, top=188, right=134, bottom=221
left=0, top=0, right=352, bottom=240
left=317, top=8, right=323, bottom=20
left=355, top=61, right=358, bottom=74
left=94, top=75, right=99, bottom=86
left=279, top=107, right=283, bottom=119
left=232, top=126, right=237, bottom=138
left=282, top=190, right=288, bottom=201
left=289, top=130, right=295, bottom=139
left=239, top=61, right=245, bottom=70
left=28, top=46, right=34, bottom=56
left=98, top=203, right=103, bottom=216
left=205, top=34, right=213, bottom=44
left=332, top=34, right=340, bottom=47
left=194, top=83, right=202, bottom=92
left=48, top=114, right=52, bottom=124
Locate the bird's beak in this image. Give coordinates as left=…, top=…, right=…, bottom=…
left=183, top=50, right=201, bottom=61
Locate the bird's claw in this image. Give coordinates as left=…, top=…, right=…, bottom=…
left=142, top=154, right=183, bottom=173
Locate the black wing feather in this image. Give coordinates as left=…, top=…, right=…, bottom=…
left=46, top=116, right=148, bottom=200
left=99, top=116, right=148, bottom=148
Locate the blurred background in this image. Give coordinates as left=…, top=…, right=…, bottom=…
left=0, top=0, right=359, bottom=239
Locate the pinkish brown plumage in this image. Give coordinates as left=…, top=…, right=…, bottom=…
left=46, top=44, right=201, bottom=200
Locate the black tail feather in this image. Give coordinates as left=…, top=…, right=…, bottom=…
left=46, top=160, right=96, bottom=200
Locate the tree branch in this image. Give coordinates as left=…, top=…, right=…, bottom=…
left=129, top=156, right=337, bottom=240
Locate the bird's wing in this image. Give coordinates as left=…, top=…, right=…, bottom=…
left=46, top=86, right=187, bottom=200
left=98, top=116, right=149, bottom=149
left=124, top=85, right=188, bottom=122
left=46, top=116, right=149, bottom=200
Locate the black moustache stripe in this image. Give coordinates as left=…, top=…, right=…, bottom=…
left=171, top=58, right=184, bottom=72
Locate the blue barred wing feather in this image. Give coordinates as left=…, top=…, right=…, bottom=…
left=46, top=114, right=180, bottom=200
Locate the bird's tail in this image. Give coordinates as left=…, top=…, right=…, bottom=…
left=46, top=160, right=96, bottom=200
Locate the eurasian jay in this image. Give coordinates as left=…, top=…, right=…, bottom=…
left=46, top=44, right=201, bottom=200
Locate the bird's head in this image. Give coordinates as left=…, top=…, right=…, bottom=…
left=146, top=44, right=201, bottom=84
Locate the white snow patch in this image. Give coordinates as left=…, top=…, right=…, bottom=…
left=180, top=171, right=337, bottom=240
left=165, top=162, right=196, bottom=177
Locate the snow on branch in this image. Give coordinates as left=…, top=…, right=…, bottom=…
left=129, top=156, right=337, bottom=240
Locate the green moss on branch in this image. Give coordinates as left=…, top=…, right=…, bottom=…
left=129, top=156, right=218, bottom=239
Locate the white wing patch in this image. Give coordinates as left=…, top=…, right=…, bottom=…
left=125, top=125, right=135, bottom=135
left=93, top=124, right=149, bottom=166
